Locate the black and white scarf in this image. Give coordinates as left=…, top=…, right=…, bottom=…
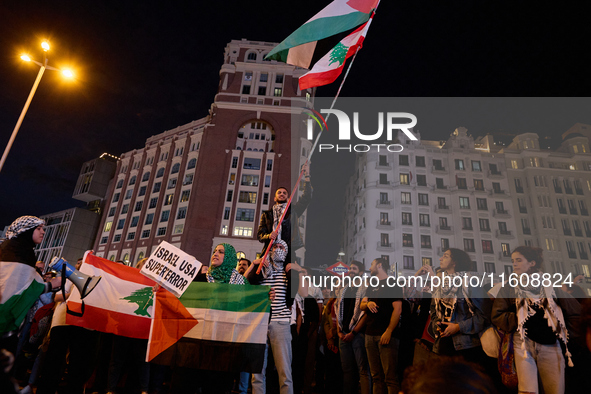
left=272, top=203, right=286, bottom=241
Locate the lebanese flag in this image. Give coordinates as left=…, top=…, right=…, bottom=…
left=299, top=17, right=372, bottom=90
left=67, top=251, right=194, bottom=340
left=266, top=0, right=378, bottom=68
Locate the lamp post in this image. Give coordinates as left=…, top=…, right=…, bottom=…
left=0, top=41, right=73, bottom=173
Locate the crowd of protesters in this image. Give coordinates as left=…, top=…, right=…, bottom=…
left=2, top=178, right=591, bottom=393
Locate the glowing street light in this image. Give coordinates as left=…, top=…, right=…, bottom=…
left=0, top=41, right=74, bottom=172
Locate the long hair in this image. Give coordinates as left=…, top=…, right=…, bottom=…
left=511, top=246, right=544, bottom=270
left=446, top=248, right=472, bottom=272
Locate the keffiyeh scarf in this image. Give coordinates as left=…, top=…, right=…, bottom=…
left=6, top=216, right=45, bottom=239
left=272, top=203, right=286, bottom=241
left=433, top=271, right=475, bottom=322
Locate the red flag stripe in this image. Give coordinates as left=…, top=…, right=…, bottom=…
left=84, top=254, right=155, bottom=286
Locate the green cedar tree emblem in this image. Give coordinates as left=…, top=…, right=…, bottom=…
left=328, top=42, right=349, bottom=66
left=121, top=286, right=153, bottom=317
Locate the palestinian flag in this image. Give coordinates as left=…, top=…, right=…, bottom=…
left=66, top=251, right=161, bottom=339
left=299, top=17, right=372, bottom=90
left=149, top=282, right=271, bottom=373
left=0, top=262, right=46, bottom=334
left=266, top=0, right=378, bottom=68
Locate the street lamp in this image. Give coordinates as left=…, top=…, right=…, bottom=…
left=0, top=41, right=74, bottom=172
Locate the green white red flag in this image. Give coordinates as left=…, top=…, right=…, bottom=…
left=148, top=282, right=271, bottom=372
left=299, top=17, right=372, bottom=90
left=66, top=251, right=194, bottom=340
left=266, top=0, right=378, bottom=68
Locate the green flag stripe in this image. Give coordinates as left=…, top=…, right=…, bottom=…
left=266, top=12, right=370, bottom=60
left=0, top=280, right=45, bottom=333
left=179, top=282, right=271, bottom=313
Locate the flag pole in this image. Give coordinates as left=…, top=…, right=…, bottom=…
left=256, top=4, right=380, bottom=274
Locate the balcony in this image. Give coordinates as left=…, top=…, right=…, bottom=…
left=493, top=209, right=511, bottom=218
left=432, top=165, right=447, bottom=173
left=377, top=220, right=394, bottom=230
left=558, top=207, right=567, bottom=214
left=522, top=227, right=531, bottom=235
left=435, top=204, right=451, bottom=213
left=488, top=189, right=507, bottom=197
left=377, top=242, right=394, bottom=252
left=554, top=186, right=563, bottom=193
left=519, top=206, right=527, bottom=213
left=376, top=200, right=392, bottom=209
left=498, top=252, right=511, bottom=261
left=515, top=186, right=524, bottom=193
left=436, top=225, right=453, bottom=234
left=496, top=229, right=514, bottom=239
left=487, top=170, right=503, bottom=178
left=462, top=226, right=473, bottom=231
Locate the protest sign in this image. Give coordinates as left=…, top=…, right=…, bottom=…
left=141, top=241, right=201, bottom=297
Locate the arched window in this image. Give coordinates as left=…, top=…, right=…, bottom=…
left=156, top=167, right=165, bottom=178
left=247, top=52, right=257, bottom=61
left=116, top=179, right=123, bottom=189
left=142, top=172, right=150, bottom=182
left=171, top=163, right=180, bottom=174
left=129, top=176, right=136, bottom=186
left=137, top=252, right=144, bottom=262
left=109, top=255, right=115, bottom=261
left=187, top=158, right=197, bottom=170
left=123, top=253, right=130, bottom=264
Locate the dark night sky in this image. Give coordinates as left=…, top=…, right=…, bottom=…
left=1, top=1, right=590, bottom=262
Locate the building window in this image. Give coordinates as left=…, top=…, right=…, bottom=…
left=142, top=172, right=150, bottom=182
left=380, top=233, right=390, bottom=247
left=138, top=186, right=147, bottom=196
left=236, top=208, right=255, bottom=222
left=149, top=198, right=158, bottom=209
left=125, top=190, right=132, bottom=200
left=455, top=159, right=465, bottom=170
left=177, top=207, right=187, bottom=220
left=402, top=212, right=412, bottom=225
left=233, top=226, right=253, bottom=237
left=476, top=198, right=488, bottom=210
left=485, top=262, right=496, bottom=273
left=380, top=174, right=389, bottom=185
left=227, top=190, right=233, bottom=202
left=141, top=230, right=150, bottom=238
left=108, top=207, right=115, bottom=217
left=243, top=158, right=261, bottom=170
left=437, top=197, right=447, bottom=209
left=183, top=174, right=194, bottom=185
left=112, top=193, right=120, bottom=203
left=116, top=179, right=123, bottom=189
left=459, top=197, right=470, bottom=209
left=416, top=156, right=426, bottom=167
left=153, top=182, right=161, bottom=193
left=464, top=238, right=475, bottom=252
left=380, top=193, right=389, bottom=203
left=380, top=212, right=390, bottom=225
left=403, top=233, right=413, bottom=247
left=417, top=174, right=427, bottom=186
left=242, top=85, right=251, bottom=94
left=165, top=193, right=174, bottom=205
left=457, top=177, right=467, bottom=189
left=267, top=159, right=273, bottom=171
left=157, top=227, right=166, bottom=236
left=501, top=243, right=511, bottom=257
left=180, top=190, right=191, bottom=202
left=174, top=224, right=184, bottom=234
left=134, top=201, right=143, bottom=212
left=479, top=218, right=491, bottom=231
left=419, top=214, right=430, bottom=227
left=239, top=191, right=257, bottom=203
left=436, top=178, right=445, bottom=189
left=129, top=176, right=136, bottom=186
left=441, top=238, right=450, bottom=251
left=433, top=159, right=444, bottom=170
left=473, top=179, right=484, bottom=191
left=223, top=207, right=231, bottom=220
left=113, top=234, right=121, bottom=242
left=403, top=256, right=414, bottom=270
left=156, top=167, right=165, bottom=178
left=116, top=219, right=125, bottom=230
left=100, top=236, right=108, bottom=244
left=258, top=86, right=266, bottom=95
left=462, top=217, right=473, bottom=230
left=161, top=210, right=170, bottom=222
left=471, top=161, right=481, bottom=172
left=171, top=163, right=180, bottom=174
left=274, top=88, right=282, bottom=97
left=130, top=216, right=139, bottom=227
left=421, top=235, right=432, bottom=248
left=482, top=240, right=494, bottom=254
left=121, top=204, right=129, bottom=214
left=399, top=155, right=409, bottom=166
left=168, top=178, right=177, bottom=189
left=399, top=173, right=409, bottom=185
left=145, top=213, right=154, bottom=225
left=265, top=175, right=271, bottom=187
left=241, top=174, right=259, bottom=186
left=263, top=192, right=269, bottom=205
left=422, top=257, right=432, bottom=266
left=401, top=192, right=411, bottom=204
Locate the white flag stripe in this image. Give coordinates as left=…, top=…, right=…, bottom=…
left=185, top=308, right=268, bottom=344
left=68, top=263, right=154, bottom=317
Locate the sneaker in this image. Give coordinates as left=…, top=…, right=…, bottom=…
left=19, top=386, right=32, bottom=394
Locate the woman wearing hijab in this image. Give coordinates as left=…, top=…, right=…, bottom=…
left=492, top=246, right=580, bottom=394
left=430, top=248, right=491, bottom=362
left=203, top=243, right=248, bottom=284
left=0, top=216, right=60, bottom=350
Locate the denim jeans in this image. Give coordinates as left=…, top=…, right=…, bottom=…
left=365, top=334, right=399, bottom=394
left=252, top=321, right=293, bottom=394
left=238, top=371, right=250, bottom=394
left=513, top=335, right=565, bottom=394
left=340, top=333, right=371, bottom=394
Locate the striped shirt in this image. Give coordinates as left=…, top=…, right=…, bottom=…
left=260, top=266, right=290, bottom=322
